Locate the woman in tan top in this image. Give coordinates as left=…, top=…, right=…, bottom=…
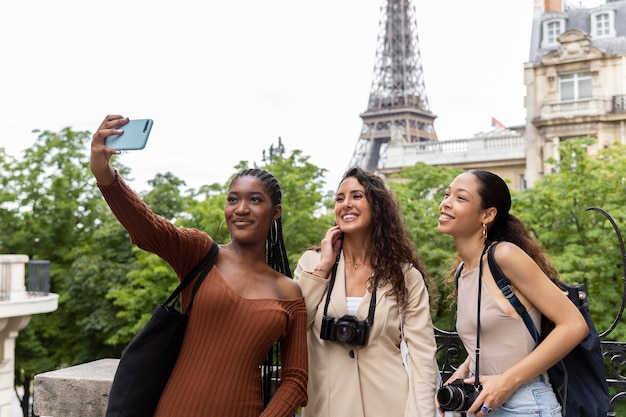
left=91, top=115, right=307, bottom=417
left=437, top=169, right=587, bottom=416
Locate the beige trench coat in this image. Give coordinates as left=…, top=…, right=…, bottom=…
left=295, top=250, right=438, bottom=417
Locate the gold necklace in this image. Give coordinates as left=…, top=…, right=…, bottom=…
left=346, top=258, right=364, bottom=271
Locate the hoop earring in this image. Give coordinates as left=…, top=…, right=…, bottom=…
left=219, top=219, right=225, bottom=231
left=482, top=223, right=488, bottom=240
left=271, top=219, right=278, bottom=246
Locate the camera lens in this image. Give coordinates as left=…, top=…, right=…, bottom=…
left=335, top=323, right=355, bottom=343
left=437, top=386, right=464, bottom=411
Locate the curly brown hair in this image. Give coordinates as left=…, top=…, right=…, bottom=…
left=339, top=167, right=435, bottom=311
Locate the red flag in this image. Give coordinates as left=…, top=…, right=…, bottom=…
left=491, top=117, right=506, bottom=129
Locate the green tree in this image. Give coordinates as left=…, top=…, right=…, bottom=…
left=0, top=149, right=21, bottom=252
left=387, top=163, right=463, bottom=329
left=515, top=138, right=626, bottom=340
left=260, top=139, right=332, bottom=267
left=10, top=126, right=626, bottom=416
left=104, top=171, right=196, bottom=352
left=2, top=128, right=133, bottom=416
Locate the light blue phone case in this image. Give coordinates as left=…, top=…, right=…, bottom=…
left=106, top=119, right=153, bottom=150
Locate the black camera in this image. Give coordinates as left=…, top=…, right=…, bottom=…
left=437, top=379, right=482, bottom=412
left=320, top=315, right=369, bottom=345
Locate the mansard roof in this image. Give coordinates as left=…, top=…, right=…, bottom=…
left=528, top=0, right=626, bottom=64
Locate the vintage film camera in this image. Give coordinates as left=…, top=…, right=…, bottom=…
left=319, top=250, right=377, bottom=346
left=437, top=379, right=482, bottom=412
left=320, top=315, right=369, bottom=345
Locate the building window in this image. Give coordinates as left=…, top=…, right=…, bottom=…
left=542, top=19, right=565, bottom=47
left=559, top=72, right=592, bottom=101
left=590, top=11, right=615, bottom=38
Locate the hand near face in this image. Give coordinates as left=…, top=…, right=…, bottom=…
left=317, top=225, right=343, bottom=271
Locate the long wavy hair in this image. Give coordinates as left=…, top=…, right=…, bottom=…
left=339, top=167, right=435, bottom=311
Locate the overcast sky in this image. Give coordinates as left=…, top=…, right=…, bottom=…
left=0, top=0, right=605, bottom=193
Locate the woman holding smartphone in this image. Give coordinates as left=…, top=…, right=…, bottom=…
left=91, top=115, right=308, bottom=417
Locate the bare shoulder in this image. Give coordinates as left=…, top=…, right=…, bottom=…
left=492, top=241, right=529, bottom=264
left=492, top=241, right=546, bottom=284
left=275, top=272, right=303, bottom=299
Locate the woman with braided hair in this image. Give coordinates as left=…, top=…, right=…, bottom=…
left=91, top=115, right=307, bottom=417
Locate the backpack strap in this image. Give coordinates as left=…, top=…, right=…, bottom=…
left=487, top=242, right=540, bottom=345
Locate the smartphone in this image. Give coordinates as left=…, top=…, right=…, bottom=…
left=105, top=119, right=153, bottom=150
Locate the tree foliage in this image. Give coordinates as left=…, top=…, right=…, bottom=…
left=386, top=163, right=463, bottom=329
left=3, top=128, right=626, bottom=416
left=515, top=138, right=626, bottom=340
left=2, top=128, right=135, bottom=415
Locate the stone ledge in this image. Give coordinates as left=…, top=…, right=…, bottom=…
left=34, top=358, right=118, bottom=417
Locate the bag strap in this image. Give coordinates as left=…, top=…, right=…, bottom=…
left=163, top=241, right=220, bottom=312
left=454, top=244, right=489, bottom=391
left=487, top=242, right=540, bottom=344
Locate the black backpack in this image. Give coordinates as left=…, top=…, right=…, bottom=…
left=485, top=242, right=609, bottom=417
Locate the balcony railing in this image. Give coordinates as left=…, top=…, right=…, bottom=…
left=0, top=260, right=50, bottom=301
left=382, top=132, right=527, bottom=169
left=27, top=260, right=51, bottom=296
left=0, top=263, right=10, bottom=301
left=540, top=97, right=613, bottom=119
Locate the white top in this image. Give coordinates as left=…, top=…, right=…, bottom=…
left=346, top=296, right=362, bottom=316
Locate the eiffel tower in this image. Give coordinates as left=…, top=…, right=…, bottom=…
left=349, top=0, right=437, bottom=171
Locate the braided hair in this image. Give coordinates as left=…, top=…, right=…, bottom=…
left=229, top=168, right=291, bottom=278
left=228, top=168, right=290, bottom=407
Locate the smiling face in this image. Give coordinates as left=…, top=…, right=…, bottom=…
left=225, top=175, right=280, bottom=245
left=438, top=172, right=489, bottom=239
left=334, top=176, right=372, bottom=235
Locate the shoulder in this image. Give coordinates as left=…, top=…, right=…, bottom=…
left=296, top=248, right=322, bottom=267
left=277, top=294, right=307, bottom=315
left=403, top=264, right=424, bottom=285
left=397, top=264, right=428, bottom=296
left=276, top=273, right=304, bottom=299
left=491, top=241, right=544, bottom=281
left=491, top=241, right=527, bottom=263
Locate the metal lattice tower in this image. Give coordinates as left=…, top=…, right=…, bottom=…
left=349, top=0, right=437, bottom=171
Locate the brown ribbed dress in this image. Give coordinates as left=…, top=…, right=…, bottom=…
left=98, top=173, right=308, bottom=417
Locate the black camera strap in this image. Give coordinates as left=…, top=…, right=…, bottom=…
left=322, top=250, right=377, bottom=326
left=474, top=243, right=489, bottom=391
left=322, top=250, right=341, bottom=317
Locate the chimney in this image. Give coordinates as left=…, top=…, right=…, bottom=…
left=544, top=0, right=562, bottom=12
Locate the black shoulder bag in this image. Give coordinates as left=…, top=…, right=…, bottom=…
left=106, top=241, right=219, bottom=417
left=486, top=241, right=609, bottom=417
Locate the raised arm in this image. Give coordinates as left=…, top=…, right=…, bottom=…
left=90, top=114, right=129, bottom=186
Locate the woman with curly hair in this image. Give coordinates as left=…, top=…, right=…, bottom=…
left=294, top=167, right=438, bottom=417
